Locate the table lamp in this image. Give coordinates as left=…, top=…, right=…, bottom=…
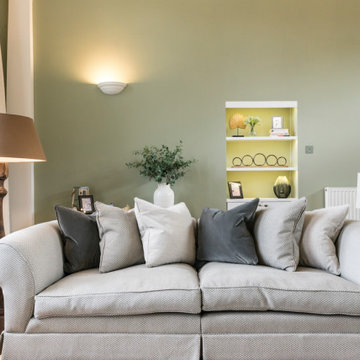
left=229, top=113, right=246, bottom=137
left=0, top=113, right=46, bottom=238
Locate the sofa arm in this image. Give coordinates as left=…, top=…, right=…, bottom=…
left=0, top=221, right=64, bottom=332
left=337, top=220, right=360, bottom=286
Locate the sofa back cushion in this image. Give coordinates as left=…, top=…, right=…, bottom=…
left=254, top=198, right=306, bottom=272
left=134, top=198, right=196, bottom=267
left=55, top=205, right=100, bottom=274
left=197, top=199, right=259, bottom=265
left=299, top=205, right=349, bottom=275
left=337, top=220, right=360, bottom=285
left=95, top=202, right=144, bottom=273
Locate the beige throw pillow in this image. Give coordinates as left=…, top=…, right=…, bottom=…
left=95, top=202, right=144, bottom=273
left=134, top=198, right=196, bottom=267
left=254, top=198, right=307, bottom=272
left=299, top=205, right=349, bottom=275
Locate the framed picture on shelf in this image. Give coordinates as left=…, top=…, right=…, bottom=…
left=228, top=181, right=244, bottom=199
left=272, top=116, right=283, bottom=129
left=79, top=195, right=95, bottom=214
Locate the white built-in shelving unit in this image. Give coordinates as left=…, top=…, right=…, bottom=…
left=225, top=101, right=298, bottom=209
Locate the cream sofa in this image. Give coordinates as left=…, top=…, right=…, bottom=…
left=1, top=220, right=360, bottom=360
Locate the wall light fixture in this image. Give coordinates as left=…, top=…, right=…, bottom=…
left=97, top=81, right=127, bottom=95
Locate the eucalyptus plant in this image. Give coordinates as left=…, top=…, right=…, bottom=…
left=126, top=141, right=195, bottom=186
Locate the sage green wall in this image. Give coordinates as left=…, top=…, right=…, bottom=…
left=34, top=0, right=360, bottom=221
left=0, top=0, right=8, bottom=81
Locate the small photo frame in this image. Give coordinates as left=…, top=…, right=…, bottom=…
left=272, top=116, right=283, bottom=129
left=79, top=195, right=95, bottom=214
left=228, top=181, right=244, bottom=199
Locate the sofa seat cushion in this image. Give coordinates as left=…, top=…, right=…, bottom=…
left=35, top=263, right=201, bottom=319
left=201, top=312, right=360, bottom=334
left=199, top=262, right=360, bottom=315
left=27, top=314, right=200, bottom=334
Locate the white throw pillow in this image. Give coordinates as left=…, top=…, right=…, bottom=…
left=254, top=198, right=307, bottom=272
left=134, top=197, right=196, bottom=267
left=95, top=202, right=144, bottom=273
left=299, top=205, right=349, bottom=275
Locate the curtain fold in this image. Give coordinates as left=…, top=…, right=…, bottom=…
left=7, top=0, right=34, bottom=232
left=0, top=44, right=5, bottom=110
left=0, top=43, right=10, bottom=235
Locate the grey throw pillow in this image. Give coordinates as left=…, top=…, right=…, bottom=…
left=197, top=198, right=259, bottom=265
left=95, top=202, right=144, bottom=273
left=55, top=205, right=100, bottom=274
left=299, top=205, right=349, bottom=275
left=254, top=198, right=307, bottom=272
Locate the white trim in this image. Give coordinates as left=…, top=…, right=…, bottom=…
left=226, top=136, right=297, bottom=141
left=226, top=167, right=297, bottom=172
left=225, top=101, right=298, bottom=108
left=227, top=198, right=295, bottom=203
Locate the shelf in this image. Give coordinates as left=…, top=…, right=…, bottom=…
left=225, top=100, right=298, bottom=199
left=227, top=167, right=297, bottom=172
left=225, top=101, right=298, bottom=109
left=226, top=198, right=296, bottom=202
left=226, top=136, right=297, bottom=141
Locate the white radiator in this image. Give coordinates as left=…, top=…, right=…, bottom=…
left=324, top=187, right=360, bottom=220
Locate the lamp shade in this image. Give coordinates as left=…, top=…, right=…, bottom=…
left=0, top=113, right=46, bottom=162
left=229, top=113, right=246, bottom=129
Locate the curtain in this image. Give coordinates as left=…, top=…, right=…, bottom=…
left=0, top=43, right=10, bottom=235
left=7, top=0, right=34, bottom=232
left=0, top=44, right=5, bottom=111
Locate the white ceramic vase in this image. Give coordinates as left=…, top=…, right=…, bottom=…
left=153, top=183, right=174, bottom=208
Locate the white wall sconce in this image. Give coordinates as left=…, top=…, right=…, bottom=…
left=97, top=81, right=127, bottom=95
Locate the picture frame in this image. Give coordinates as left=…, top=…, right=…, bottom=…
left=272, top=116, right=283, bottom=129
left=228, top=181, right=244, bottom=199
left=78, top=195, right=95, bottom=214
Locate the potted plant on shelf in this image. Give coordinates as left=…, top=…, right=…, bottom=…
left=126, top=141, right=195, bottom=208
left=245, top=116, right=261, bottom=136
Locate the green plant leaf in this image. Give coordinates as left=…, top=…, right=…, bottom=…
left=126, top=141, right=196, bottom=185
